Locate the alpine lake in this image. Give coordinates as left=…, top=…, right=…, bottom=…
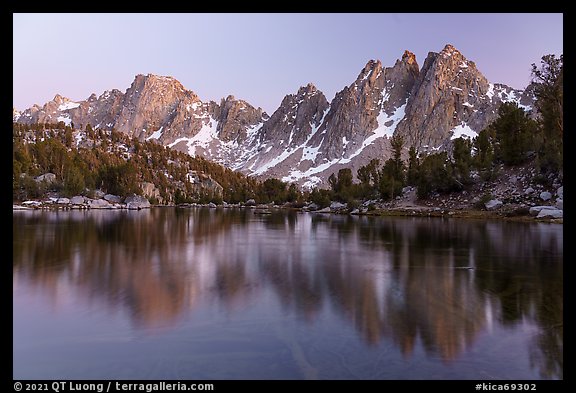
left=13, top=207, right=563, bottom=380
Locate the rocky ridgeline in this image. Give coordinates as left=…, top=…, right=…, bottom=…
left=13, top=44, right=536, bottom=189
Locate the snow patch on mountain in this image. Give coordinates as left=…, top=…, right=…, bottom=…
left=282, top=158, right=342, bottom=185
left=450, top=122, right=477, bottom=140
left=146, top=126, right=164, bottom=140
left=301, top=176, right=322, bottom=190
left=57, top=115, right=72, bottom=126
left=279, top=99, right=406, bottom=186
left=252, top=145, right=297, bottom=175
left=374, top=102, right=407, bottom=139
left=302, top=143, right=322, bottom=162
left=338, top=102, right=407, bottom=164
left=58, top=101, right=80, bottom=111
left=250, top=107, right=330, bottom=175
left=486, top=83, right=495, bottom=100
left=169, top=117, right=219, bottom=156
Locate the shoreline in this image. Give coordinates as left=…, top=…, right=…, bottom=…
left=12, top=201, right=563, bottom=224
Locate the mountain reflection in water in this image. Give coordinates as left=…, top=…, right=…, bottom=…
left=13, top=208, right=563, bottom=379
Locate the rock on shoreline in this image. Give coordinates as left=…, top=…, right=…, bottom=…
left=14, top=193, right=151, bottom=211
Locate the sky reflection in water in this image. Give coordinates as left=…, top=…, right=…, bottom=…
left=13, top=208, right=563, bottom=380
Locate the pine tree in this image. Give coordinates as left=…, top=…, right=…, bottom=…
left=492, top=102, right=537, bottom=166
left=473, top=128, right=495, bottom=181
left=531, top=54, right=563, bottom=173
left=379, top=134, right=405, bottom=200
left=357, top=158, right=380, bottom=199
left=415, top=152, right=456, bottom=199
left=406, top=146, right=419, bottom=186
left=452, top=137, right=472, bottom=185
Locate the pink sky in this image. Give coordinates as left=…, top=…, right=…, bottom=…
left=13, top=13, right=563, bottom=114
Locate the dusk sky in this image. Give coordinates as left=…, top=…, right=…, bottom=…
left=13, top=13, right=563, bottom=114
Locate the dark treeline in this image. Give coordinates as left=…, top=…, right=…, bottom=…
left=12, top=122, right=304, bottom=205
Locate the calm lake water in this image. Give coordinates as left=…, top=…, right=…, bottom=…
left=13, top=208, right=563, bottom=380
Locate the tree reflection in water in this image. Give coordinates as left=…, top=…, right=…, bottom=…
left=13, top=208, right=562, bottom=379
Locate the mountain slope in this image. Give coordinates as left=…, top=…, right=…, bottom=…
left=14, top=44, right=535, bottom=189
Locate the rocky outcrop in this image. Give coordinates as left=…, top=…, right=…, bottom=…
left=125, top=194, right=151, bottom=210
left=257, top=84, right=328, bottom=149
left=396, top=44, right=533, bottom=152
left=88, top=198, right=113, bottom=209
left=71, top=89, right=125, bottom=131
left=104, top=194, right=122, bottom=204
left=240, top=83, right=330, bottom=179
left=139, top=182, right=162, bottom=203
left=245, top=52, right=420, bottom=188
left=183, top=171, right=224, bottom=199
left=112, top=74, right=190, bottom=139
left=35, top=173, right=56, bottom=184
left=212, top=95, right=267, bottom=143
left=485, top=199, right=503, bottom=211
left=70, top=196, right=85, bottom=205
left=530, top=206, right=563, bottom=219
left=539, top=191, right=552, bottom=201
left=313, top=52, right=419, bottom=161
left=536, top=209, right=563, bottom=219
